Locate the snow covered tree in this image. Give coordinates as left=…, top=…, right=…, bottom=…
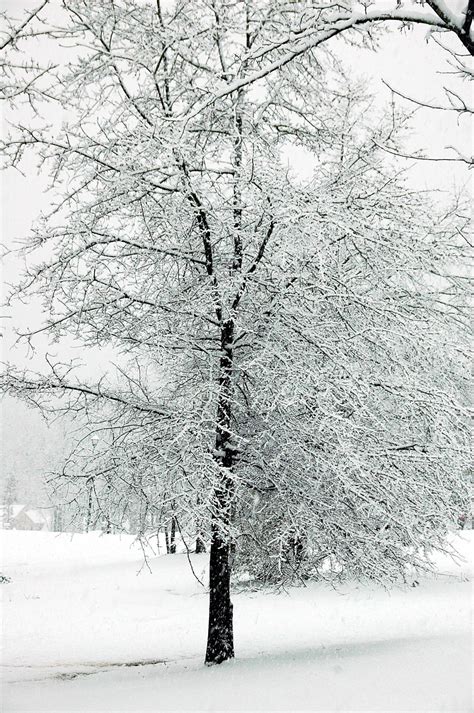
left=1, top=0, right=470, bottom=664
left=1, top=2, right=472, bottom=106
left=1, top=475, right=18, bottom=529
left=178, top=0, right=474, bottom=109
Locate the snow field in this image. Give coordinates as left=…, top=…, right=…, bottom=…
left=1, top=530, right=472, bottom=711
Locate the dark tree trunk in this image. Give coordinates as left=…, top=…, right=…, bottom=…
left=195, top=534, right=206, bottom=553
left=205, top=318, right=236, bottom=665
left=289, top=533, right=305, bottom=563
left=205, top=520, right=234, bottom=664
left=195, top=494, right=206, bottom=553
left=170, top=516, right=177, bottom=554
left=85, top=479, right=93, bottom=533
left=104, top=478, right=112, bottom=533
left=164, top=527, right=170, bottom=554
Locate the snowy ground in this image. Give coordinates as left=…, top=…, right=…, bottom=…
left=1, top=530, right=472, bottom=712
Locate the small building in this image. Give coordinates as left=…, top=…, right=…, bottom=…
left=9, top=504, right=53, bottom=531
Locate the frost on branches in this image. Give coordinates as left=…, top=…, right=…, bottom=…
left=0, top=1, right=471, bottom=664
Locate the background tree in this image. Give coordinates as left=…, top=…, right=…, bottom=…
left=1, top=475, right=18, bottom=529
left=1, top=0, right=470, bottom=665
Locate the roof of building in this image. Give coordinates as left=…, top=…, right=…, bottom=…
left=11, top=503, right=25, bottom=518
left=10, top=503, right=53, bottom=525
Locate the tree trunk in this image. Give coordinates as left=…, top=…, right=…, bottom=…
left=164, top=527, right=170, bottom=554
left=170, top=515, right=177, bottom=554
left=104, top=477, right=112, bottom=533
left=85, top=479, right=93, bottom=533
left=195, top=494, right=206, bottom=552
left=205, top=520, right=234, bottom=664
left=205, top=317, right=236, bottom=665
left=195, top=535, right=206, bottom=553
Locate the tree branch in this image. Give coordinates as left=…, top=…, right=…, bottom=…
left=0, top=0, right=49, bottom=51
